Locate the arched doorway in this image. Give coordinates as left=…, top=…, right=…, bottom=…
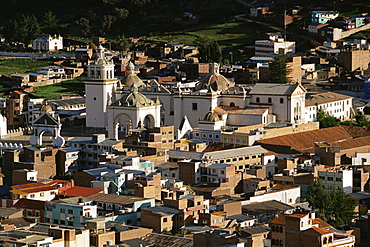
left=143, top=114, right=155, bottom=129
left=114, top=113, right=132, bottom=140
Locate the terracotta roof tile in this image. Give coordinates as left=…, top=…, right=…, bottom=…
left=12, top=198, right=45, bottom=210
left=256, top=126, right=370, bottom=153
left=270, top=213, right=286, bottom=225
left=312, top=218, right=332, bottom=228
left=62, top=186, right=103, bottom=197
left=310, top=226, right=334, bottom=235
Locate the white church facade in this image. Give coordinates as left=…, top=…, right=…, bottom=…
left=84, top=47, right=352, bottom=140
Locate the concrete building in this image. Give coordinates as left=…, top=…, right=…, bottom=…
left=305, top=92, right=353, bottom=122
left=270, top=212, right=355, bottom=247
left=337, top=49, right=370, bottom=72
left=311, top=11, right=339, bottom=24
left=254, top=33, right=296, bottom=57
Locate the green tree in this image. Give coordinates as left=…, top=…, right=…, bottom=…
left=268, top=52, right=290, bottom=83
left=115, top=7, right=129, bottom=20
left=76, top=17, right=91, bottom=37
left=307, top=179, right=356, bottom=228
left=112, top=34, right=130, bottom=54
left=42, top=11, right=60, bottom=34
left=195, top=37, right=222, bottom=63
left=16, top=15, right=42, bottom=47
left=317, top=108, right=340, bottom=128
left=101, top=15, right=117, bottom=35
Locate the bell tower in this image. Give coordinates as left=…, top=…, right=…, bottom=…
left=85, top=45, right=119, bottom=130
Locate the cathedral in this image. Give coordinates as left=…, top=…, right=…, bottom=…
left=84, top=46, right=307, bottom=140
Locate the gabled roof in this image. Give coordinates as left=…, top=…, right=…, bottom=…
left=249, top=83, right=305, bottom=95
left=12, top=198, right=45, bottom=210
left=306, top=91, right=352, bottom=106
left=308, top=226, right=334, bottom=235
left=62, top=186, right=103, bottom=197
left=33, top=113, right=59, bottom=126
left=255, top=126, right=370, bottom=154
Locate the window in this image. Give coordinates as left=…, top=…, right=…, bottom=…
left=60, top=208, right=65, bottom=213
left=30, top=194, right=35, bottom=198
left=68, top=221, right=73, bottom=226
left=163, top=218, right=168, bottom=223
left=268, top=97, right=272, bottom=103
left=220, top=170, right=224, bottom=174
left=192, top=103, right=197, bottom=111
left=53, top=219, right=59, bottom=224
left=60, top=220, right=65, bottom=225
left=68, top=210, right=73, bottom=214
left=230, top=102, right=235, bottom=107
left=256, top=97, right=260, bottom=103
left=40, top=192, right=44, bottom=197
left=280, top=98, right=284, bottom=104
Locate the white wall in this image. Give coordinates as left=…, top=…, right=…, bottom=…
left=250, top=186, right=300, bottom=204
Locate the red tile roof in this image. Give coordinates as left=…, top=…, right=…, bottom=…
left=12, top=198, right=45, bottom=210
left=62, top=186, right=103, bottom=197
left=310, top=226, right=334, bottom=235
left=256, top=126, right=370, bottom=153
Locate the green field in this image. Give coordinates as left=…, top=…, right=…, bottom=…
left=32, top=77, right=85, bottom=99
left=146, top=21, right=275, bottom=49
left=0, top=58, right=54, bottom=77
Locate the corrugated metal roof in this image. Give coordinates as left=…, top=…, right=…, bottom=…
left=249, top=83, right=298, bottom=95
left=226, top=107, right=268, bottom=115
left=86, top=193, right=149, bottom=205
left=168, top=150, right=205, bottom=160
left=207, top=145, right=268, bottom=160
left=144, top=233, right=193, bottom=247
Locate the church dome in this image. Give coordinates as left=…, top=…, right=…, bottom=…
left=121, top=61, right=145, bottom=87
left=114, top=86, right=156, bottom=107
left=196, top=63, right=234, bottom=92
left=40, top=104, right=53, bottom=113
left=200, top=73, right=233, bottom=91
left=203, top=112, right=220, bottom=122
left=122, top=74, right=145, bottom=87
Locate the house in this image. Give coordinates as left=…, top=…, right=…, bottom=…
left=240, top=225, right=270, bottom=247
left=249, top=184, right=300, bottom=205
left=10, top=182, right=59, bottom=201
left=86, top=193, right=155, bottom=226
left=254, top=33, right=296, bottom=57
left=33, top=35, right=63, bottom=51
left=12, top=198, right=45, bottom=223
left=45, top=197, right=97, bottom=227
left=311, top=11, right=339, bottom=24
left=270, top=212, right=355, bottom=247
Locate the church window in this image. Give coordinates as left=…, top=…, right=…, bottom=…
left=280, top=98, right=284, bottom=103
left=268, top=97, right=272, bottom=103
left=230, top=102, right=235, bottom=107
left=256, top=97, right=260, bottom=103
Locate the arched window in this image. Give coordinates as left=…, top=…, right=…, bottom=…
left=268, top=97, right=272, bottom=103
left=323, top=237, right=327, bottom=244
left=280, top=98, right=284, bottom=104
left=280, top=240, right=283, bottom=246
left=272, top=239, right=275, bottom=245
left=230, top=102, right=235, bottom=107
left=329, top=236, right=333, bottom=243
left=279, top=226, right=283, bottom=233
left=256, top=97, right=260, bottom=103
